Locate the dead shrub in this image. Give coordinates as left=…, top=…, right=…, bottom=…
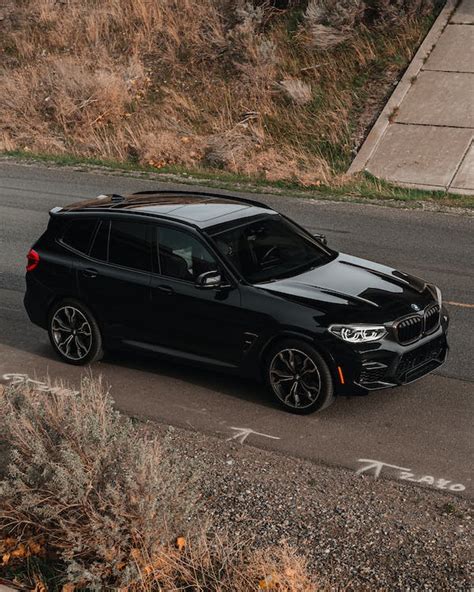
left=0, top=57, right=147, bottom=144
left=305, top=0, right=364, bottom=30
left=241, top=146, right=330, bottom=185
left=278, top=78, right=313, bottom=105
left=0, top=377, right=320, bottom=591
left=203, top=129, right=260, bottom=170
left=0, top=376, right=199, bottom=589
left=234, top=1, right=266, bottom=35
left=302, top=0, right=440, bottom=49
left=229, top=5, right=279, bottom=95
left=249, top=545, right=319, bottom=591
left=303, top=0, right=364, bottom=49
left=304, top=23, right=352, bottom=50
left=136, top=128, right=205, bottom=169
left=160, top=536, right=320, bottom=591
left=368, top=0, right=442, bottom=24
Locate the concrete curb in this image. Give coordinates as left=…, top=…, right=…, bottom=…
left=347, top=0, right=458, bottom=175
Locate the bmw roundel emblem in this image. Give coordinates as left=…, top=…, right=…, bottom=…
left=411, top=303, right=421, bottom=312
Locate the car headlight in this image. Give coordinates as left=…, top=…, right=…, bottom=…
left=328, top=324, right=387, bottom=343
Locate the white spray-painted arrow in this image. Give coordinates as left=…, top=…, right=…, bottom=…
left=2, top=373, right=79, bottom=395
left=356, top=458, right=411, bottom=479
left=226, top=426, right=281, bottom=445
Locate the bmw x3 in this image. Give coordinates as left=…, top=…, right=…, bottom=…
left=24, top=190, right=449, bottom=413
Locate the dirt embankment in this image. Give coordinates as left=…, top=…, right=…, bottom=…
left=0, top=0, right=441, bottom=185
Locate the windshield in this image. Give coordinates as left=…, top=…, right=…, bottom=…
left=209, top=215, right=334, bottom=283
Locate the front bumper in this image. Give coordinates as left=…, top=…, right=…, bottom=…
left=354, top=333, right=448, bottom=390
left=325, top=306, right=449, bottom=393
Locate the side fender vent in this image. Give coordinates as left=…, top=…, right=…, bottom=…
left=243, top=332, right=258, bottom=353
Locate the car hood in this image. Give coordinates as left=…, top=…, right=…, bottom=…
left=257, top=253, right=435, bottom=321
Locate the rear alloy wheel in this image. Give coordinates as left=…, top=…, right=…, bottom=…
left=266, top=340, right=334, bottom=414
left=48, top=299, right=103, bottom=365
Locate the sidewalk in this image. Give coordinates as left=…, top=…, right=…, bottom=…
left=349, top=0, right=474, bottom=195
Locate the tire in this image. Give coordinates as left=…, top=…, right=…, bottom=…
left=48, top=299, right=104, bottom=365
left=265, top=339, right=335, bottom=414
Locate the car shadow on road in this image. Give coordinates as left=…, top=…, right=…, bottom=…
left=0, top=320, right=277, bottom=410
left=0, top=312, right=378, bottom=417
left=4, top=332, right=441, bottom=429
left=101, top=348, right=280, bottom=410
left=1, top=326, right=375, bottom=415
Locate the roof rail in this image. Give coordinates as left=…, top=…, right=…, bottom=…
left=130, top=189, right=271, bottom=210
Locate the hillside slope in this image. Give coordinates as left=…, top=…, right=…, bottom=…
left=0, top=0, right=441, bottom=185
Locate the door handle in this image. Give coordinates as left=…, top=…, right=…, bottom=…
left=81, top=268, right=98, bottom=279
left=157, top=285, right=174, bottom=295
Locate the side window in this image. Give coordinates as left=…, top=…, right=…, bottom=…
left=90, top=220, right=110, bottom=262
left=108, top=220, right=151, bottom=272
left=157, top=226, right=217, bottom=282
left=61, top=218, right=98, bottom=254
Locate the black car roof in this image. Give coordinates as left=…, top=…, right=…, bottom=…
left=60, top=190, right=276, bottom=229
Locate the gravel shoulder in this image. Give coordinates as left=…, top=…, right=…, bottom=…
left=0, top=377, right=471, bottom=590
left=150, top=420, right=472, bottom=590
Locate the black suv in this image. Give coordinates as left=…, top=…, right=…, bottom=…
left=24, top=190, right=449, bottom=413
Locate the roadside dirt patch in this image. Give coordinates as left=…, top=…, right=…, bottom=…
left=147, top=421, right=472, bottom=590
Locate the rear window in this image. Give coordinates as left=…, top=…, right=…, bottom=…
left=61, top=218, right=98, bottom=254
left=108, top=220, right=151, bottom=272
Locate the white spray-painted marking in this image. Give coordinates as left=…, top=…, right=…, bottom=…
left=356, top=459, right=411, bottom=479
left=2, top=373, right=79, bottom=396
left=226, top=426, right=280, bottom=445
left=356, top=458, right=466, bottom=492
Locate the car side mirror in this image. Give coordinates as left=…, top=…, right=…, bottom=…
left=195, top=270, right=223, bottom=289
left=313, top=233, right=327, bottom=245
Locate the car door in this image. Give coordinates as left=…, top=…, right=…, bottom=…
left=149, top=223, right=244, bottom=367
left=75, top=217, right=153, bottom=344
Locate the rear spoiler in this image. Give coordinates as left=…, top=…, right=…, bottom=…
left=49, top=193, right=124, bottom=217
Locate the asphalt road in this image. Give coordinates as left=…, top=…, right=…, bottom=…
left=0, top=162, right=472, bottom=497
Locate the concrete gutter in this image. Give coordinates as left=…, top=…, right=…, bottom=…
left=348, top=0, right=458, bottom=174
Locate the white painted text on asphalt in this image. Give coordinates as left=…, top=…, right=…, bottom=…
left=356, top=458, right=466, bottom=492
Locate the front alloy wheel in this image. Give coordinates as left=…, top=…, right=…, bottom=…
left=266, top=340, right=334, bottom=414
left=48, top=299, right=103, bottom=365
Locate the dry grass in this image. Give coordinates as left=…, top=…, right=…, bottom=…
left=277, top=78, right=313, bottom=105
left=0, top=376, right=321, bottom=591
left=0, top=0, right=441, bottom=182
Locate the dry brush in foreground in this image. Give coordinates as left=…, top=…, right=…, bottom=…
left=0, top=377, right=319, bottom=591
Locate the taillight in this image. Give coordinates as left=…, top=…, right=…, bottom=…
left=26, top=248, right=40, bottom=272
